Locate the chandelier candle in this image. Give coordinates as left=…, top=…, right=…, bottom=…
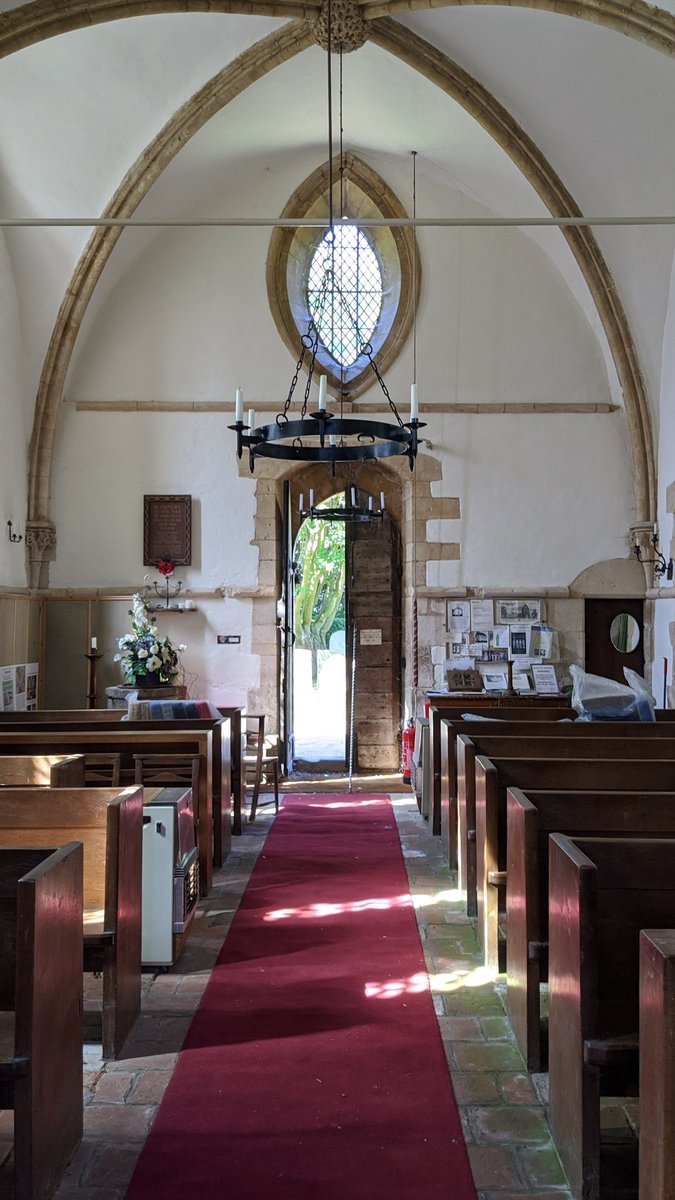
left=410, top=383, right=419, bottom=420
left=235, top=388, right=243, bottom=423
left=318, top=375, right=327, bottom=411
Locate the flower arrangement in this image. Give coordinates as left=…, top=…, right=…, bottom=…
left=114, top=592, right=186, bottom=684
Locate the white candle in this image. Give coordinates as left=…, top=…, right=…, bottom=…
left=368, top=496, right=374, bottom=511
left=329, top=434, right=336, bottom=447
left=299, top=493, right=304, bottom=513
left=350, top=487, right=356, bottom=507
left=91, top=636, right=97, bottom=651
left=235, top=388, right=243, bottom=423
left=380, top=492, right=385, bottom=512
left=318, top=376, right=327, bottom=412
left=248, top=409, right=255, bottom=430
left=309, top=489, right=315, bottom=509
left=410, top=383, right=418, bottom=421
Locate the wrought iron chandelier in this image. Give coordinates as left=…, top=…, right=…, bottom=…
left=299, top=486, right=385, bottom=524
left=229, top=0, right=423, bottom=474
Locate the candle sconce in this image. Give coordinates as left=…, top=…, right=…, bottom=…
left=631, top=530, right=673, bottom=580
left=144, top=573, right=183, bottom=609
left=6, top=520, right=22, bottom=544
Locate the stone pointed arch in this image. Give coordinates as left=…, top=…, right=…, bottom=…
left=370, top=16, right=655, bottom=524
left=25, top=11, right=655, bottom=584
left=27, top=20, right=314, bottom=542
left=3, top=0, right=675, bottom=62
left=266, top=151, right=420, bottom=401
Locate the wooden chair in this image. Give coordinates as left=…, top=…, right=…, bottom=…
left=243, top=715, right=279, bottom=822
left=84, top=753, right=121, bottom=786
left=133, top=753, right=202, bottom=794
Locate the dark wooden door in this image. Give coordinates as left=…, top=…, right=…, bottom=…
left=280, top=481, right=296, bottom=775
left=347, top=498, right=402, bottom=772
left=584, top=597, right=644, bottom=684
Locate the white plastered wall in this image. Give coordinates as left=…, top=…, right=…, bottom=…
left=0, top=231, right=28, bottom=589
left=47, top=151, right=637, bottom=702
left=652, top=247, right=675, bottom=703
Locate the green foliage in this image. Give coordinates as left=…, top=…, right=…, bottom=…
left=294, top=498, right=346, bottom=656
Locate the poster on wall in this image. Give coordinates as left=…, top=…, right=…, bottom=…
left=13, top=663, right=26, bottom=711
left=25, top=663, right=38, bottom=710
left=1, top=667, right=15, bottom=711
left=0, top=663, right=38, bottom=711
left=446, top=600, right=471, bottom=633
left=496, top=599, right=542, bottom=624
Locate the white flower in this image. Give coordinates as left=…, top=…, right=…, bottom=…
left=147, top=655, right=162, bottom=671
left=137, top=647, right=149, bottom=659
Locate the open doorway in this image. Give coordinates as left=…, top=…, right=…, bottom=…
left=292, top=493, right=347, bottom=769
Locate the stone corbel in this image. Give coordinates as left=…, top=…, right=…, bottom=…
left=629, top=522, right=658, bottom=589
left=25, top=520, right=56, bottom=588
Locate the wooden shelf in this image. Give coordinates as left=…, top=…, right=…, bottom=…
left=147, top=607, right=198, bottom=614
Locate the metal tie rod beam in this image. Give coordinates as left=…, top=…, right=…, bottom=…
left=2, top=215, right=675, bottom=228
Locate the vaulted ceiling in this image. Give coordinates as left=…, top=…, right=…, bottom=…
left=2, top=0, right=675, bottom=523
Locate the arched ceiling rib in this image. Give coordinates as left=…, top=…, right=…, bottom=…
left=3, top=0, right=675, bottom=61
left=26, top=15, right=655, bottom=533
left=370, top=16, right=655, bottom=522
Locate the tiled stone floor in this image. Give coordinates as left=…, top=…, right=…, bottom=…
left=0, top=791, right=582, bottom=1199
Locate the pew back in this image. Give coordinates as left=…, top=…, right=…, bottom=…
left=548, top=835, right=675, bottom=1200
left=506, top=786, right=675, bottom=1069
left=443, top=717, right=675, bottom=882
left=0, top=755, right=85, bottom=787
left=474, top=756, right=675, bottom=969
left=0, top=843, right=83, bottom=1200
left=430, top=701, right=572, bottom=834
left=639, top=929, right=675, bottom=1200
left=0, top=729, right=218, bottom=893
left=0, top=787, right=143, bottom=1058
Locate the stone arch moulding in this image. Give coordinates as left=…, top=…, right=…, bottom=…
left=4, top=0, right=675, bottom=61
left=26, top=17, right=654, bottom=585
left=266, top=152, right=420, bottom=402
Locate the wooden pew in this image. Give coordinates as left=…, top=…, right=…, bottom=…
left=639, top=929, right=675, bottom=1200
left=0, top=755, right=85, bottom=787
left=0, top=728, right=221, bottom=895
left=0, top=843, right=83, bottom=1200
left=548, top=834, right=675, bottom=1200
left=474, top=755, right=675, bottom=971
left=0, top=787, right=143, bottom=1059
left=506, top=787, right=675, bottom=1069
left=457, top=729, right=675, bottom=917
left=446, top=719, right=675, bottom=895
left=429, top=697, right=572, bottom=835
left=0, top=713, right=237, bottom=871
left=0, top=700, right=242, bottom=854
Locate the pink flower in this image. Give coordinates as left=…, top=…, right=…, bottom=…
left=158, top=560, right=174, bottom=577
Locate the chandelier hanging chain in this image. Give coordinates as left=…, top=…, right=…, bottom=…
left=412, top=150, right=418, bottom=386
left=228, top=0, right=423, bottom=471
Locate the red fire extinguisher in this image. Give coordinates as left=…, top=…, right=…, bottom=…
left=401, top=721, right=415, bottom=784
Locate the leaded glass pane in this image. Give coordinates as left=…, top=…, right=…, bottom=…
left=307, top=226, right=383, bottom=368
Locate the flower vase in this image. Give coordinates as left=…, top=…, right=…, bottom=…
left=133, top=671, right=165, bottom=688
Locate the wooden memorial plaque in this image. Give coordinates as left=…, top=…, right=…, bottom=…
left=144, top=495, right=192, bottom=566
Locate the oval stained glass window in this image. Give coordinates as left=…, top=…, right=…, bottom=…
left=307, top=225, right=383, bottom=368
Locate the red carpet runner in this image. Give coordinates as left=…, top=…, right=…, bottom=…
left=126, top=795, right=477, bottom=1200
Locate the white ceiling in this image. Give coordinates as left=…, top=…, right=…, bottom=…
left=1, top=3, right=674, bottom=409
